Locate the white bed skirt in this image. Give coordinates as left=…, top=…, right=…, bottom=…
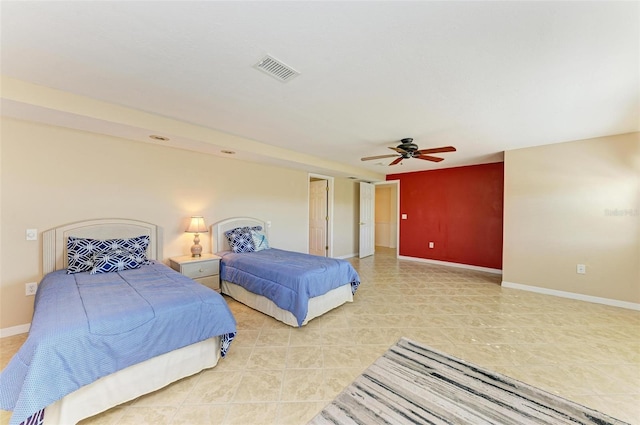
left=221, top=281, right=353, bottom=327
left=44, top=337, right=221, bottom=425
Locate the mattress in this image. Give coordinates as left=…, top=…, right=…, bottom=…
left=221, top=280, right=354, bottom=326
left=44, top=337, right=221, bottom=425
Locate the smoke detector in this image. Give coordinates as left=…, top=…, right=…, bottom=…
left=253, top=55, right=300, bottom=82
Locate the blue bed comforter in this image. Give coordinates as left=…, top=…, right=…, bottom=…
left=0, top=262, right=237, bottom=425
left=218, top=248, right=360, bottom=326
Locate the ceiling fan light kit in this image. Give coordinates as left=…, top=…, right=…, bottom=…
left=361, top=138, right=456, bottom=166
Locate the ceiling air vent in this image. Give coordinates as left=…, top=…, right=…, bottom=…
left=253, top=55, right=300, bottom=82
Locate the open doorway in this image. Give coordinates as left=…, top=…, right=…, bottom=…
left=375, top=181, right=399, bottom=256
left=358, top=180, right=399, bottom=258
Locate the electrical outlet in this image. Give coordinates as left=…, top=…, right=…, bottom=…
left=576, top=264, right=586, bottom=274
left=25, top=282, right=37, bottom=296
left=428, top=242, right=434, bottom=248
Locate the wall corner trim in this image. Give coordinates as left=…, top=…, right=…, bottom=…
left=501, top=281, right=640, bottom=311
left=0, top=323, right=30, bottom=338
left=398, top=256, right=502, bottom=274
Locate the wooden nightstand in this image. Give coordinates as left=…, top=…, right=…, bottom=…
left=169, top=253, right=221, bottom=292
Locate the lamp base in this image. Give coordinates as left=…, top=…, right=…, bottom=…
left=191, top=233, right=203, bottom=257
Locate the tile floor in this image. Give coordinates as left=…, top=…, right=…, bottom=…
left=2, top=247, right=639, bottom=424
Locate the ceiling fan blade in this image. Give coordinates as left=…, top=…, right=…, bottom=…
left=361, top=154, right=399, bottom=161
left=416, top=146, right=457, bottom=155
left=416, top=155, right=444, bottom=162
left=389, top=157, right=404, bottom=166
left=389, top=146, right=409, bottom=154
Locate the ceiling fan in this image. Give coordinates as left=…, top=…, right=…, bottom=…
left=361, top=138, right=456, bottom=166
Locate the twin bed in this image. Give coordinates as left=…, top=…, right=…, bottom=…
left=212, top=217, right=360, bottom=327
left=0, top=219, right=236, bottom=425
left=1, top=217, right=361, bottom=425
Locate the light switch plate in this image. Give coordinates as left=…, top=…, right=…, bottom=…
left=25, top=282, right=37, bottom=296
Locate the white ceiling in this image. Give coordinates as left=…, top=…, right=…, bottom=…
left=1, top=1, right=638, bottom=178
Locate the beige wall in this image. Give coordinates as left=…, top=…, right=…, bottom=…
left=0, top=117, right=361, bottom=329
left=503, top=132, right=640, bottom=304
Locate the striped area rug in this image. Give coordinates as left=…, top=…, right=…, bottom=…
left=309, top=337, right=629, bottom=425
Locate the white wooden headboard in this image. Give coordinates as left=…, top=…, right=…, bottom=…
left=42, top=218, right=163, bottom=274
left=211, top=217, right=268, bottom=253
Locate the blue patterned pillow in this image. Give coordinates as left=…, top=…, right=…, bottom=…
left=225, top=226, right=262, bottom=253
left=67, top=236, right=102, bottom=274
left=251, top=229, right=270, bottom=251
left=90, top=249, right=142, bottom=274
left=67, top=235, right=150, bottom=274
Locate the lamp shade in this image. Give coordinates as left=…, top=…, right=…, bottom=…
left=185, top=216, right=208, bottom=233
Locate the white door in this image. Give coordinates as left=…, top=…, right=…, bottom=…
left=359, top=181, right=375, bottom=258
left=309, top=179, right=328, bottom=256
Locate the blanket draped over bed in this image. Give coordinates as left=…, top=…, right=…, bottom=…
left=0, top=262, right=237, bottom=425
left=218, top=249, right=360, bottom=326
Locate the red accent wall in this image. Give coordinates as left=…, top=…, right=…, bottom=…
left=387, top=162, right=504, bottom=269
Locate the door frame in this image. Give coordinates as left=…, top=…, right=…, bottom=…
left=308, top=173, right=334, bottom=257
left=374, top=179, right=400, bottom=258
left=359, top=181, right=375, bottom=258
left=356, top=180, right=402, bottom=258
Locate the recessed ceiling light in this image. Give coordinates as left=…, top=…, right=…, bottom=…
left=221, top=150, right=236, bottom=155
left=149, top=135, right=169, bottom=141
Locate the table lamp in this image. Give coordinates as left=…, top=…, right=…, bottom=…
left=185, top=216, right=208, bottom=257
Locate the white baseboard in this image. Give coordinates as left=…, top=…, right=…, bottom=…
left=336, top=253, right=358, bottom=259
left=501, top=281, right=640, bottom=311
left=0, top=323, right=30, bottom=338
left=398, top=256, right=502, bottom=274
